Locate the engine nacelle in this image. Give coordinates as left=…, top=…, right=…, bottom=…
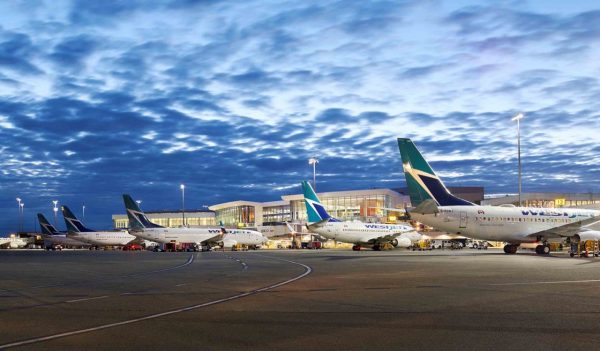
left=577, top=230, right=600, bottom=242
left=391, top=237, right=412, bottom=248
left=220, top=239, right=238, bottom=248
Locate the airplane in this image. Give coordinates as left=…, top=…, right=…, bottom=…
left=301, top=180, right=421, bottom=251
left=123, top=194, right=267, bottom=249
left=219, top=227, right=269, bottom=249
left=397, top=138, right=600, bottom=255
left=62, top=205, right=136, bottom=248
left=37, top=213, right=90, bottom=249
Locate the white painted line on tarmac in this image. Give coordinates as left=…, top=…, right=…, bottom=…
left=0, top=256, right=312, bottom=350
left=66, top=295, right=109, bottom=303
left=490, top=279, right=600, bottom=286
left=175, top=283, right=187, bottom=287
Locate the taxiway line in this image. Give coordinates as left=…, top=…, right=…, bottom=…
left=0, top=255, right=311, bottom=350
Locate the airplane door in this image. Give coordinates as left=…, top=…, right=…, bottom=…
left=459, top=212, right=467, bottom=229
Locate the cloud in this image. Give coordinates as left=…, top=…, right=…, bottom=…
left=0, top=0, right=599, bottom=234
left=0, top=31, right=42, bottom=74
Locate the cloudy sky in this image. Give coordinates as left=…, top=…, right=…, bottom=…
left=1, top=0, right=599, bottom=232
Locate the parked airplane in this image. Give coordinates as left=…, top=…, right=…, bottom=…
left=37, top=213, right=90, bottom=249
left=397, top=138, right=600, bottom=254
left=123, top=194, right=266, bottom=249
left=220, top=228, right=268, bottom=249
left=62, top=206, right=136, bottom=247
left=301, top=181, right=421, bottom=250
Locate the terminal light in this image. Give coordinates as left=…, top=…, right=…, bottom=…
left=511, top=112, right=525, bottom=206
left=308, top=157, right=318, bottom=191
left=511, top=112, right=524, bottom=121
left=180, top=184, right=186, bottom=226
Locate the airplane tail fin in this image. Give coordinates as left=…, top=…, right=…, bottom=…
left=301, top=181, right=337, bottom=223
left=397, top=138, right=474, bottom=207
left=61, top=205, right=93, bottom=232
left=123, top=194, right=163, bottom=229
left=37, top=213, right=59, bottom=235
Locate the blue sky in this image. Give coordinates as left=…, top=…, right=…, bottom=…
left=1, top=0, right=599, bottom=233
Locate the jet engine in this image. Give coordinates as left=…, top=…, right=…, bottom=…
left=220, top=239, right=238, bottom=248
left=577, top=230, right=600, bottom=242
left=391, top=236, right=412, bottom=248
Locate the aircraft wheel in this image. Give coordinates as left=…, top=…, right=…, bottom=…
left=542, top=245, right=550, bottom=255
left=535, top=245, right=543, bottom=254
left=504, top=244, right=518, bottom=254
left=372, top=244, right=381, bottom=251
left=352, top=245, right=361, bottom=251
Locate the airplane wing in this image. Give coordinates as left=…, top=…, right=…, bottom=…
left=368, top=207, right=406, bottom=212
left=527, top=215, right=600, bottom=239
left=365, top=233, right=399, bottom=244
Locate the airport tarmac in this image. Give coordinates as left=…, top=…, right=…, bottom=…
left=1, top=249, right=600, bottom=350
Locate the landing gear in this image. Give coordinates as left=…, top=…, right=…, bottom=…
left=352, top=245, right=361, bottom=251
left=372, top=244, right=381, bottom=251
left=535, top=244, right=550, bottom=255
left=503, top=244, right=518, bottom=254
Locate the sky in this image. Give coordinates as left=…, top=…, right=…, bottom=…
left=1, top=0, right=599, bottom=233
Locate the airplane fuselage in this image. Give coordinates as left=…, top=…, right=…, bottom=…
left=413, top=205, right=600, bottom=243
left=68, top=230, right=135, bottom=246
left=131, top=227, right=221, bottom=244
left=43, top=234, right=90, bottom=247
left=311, top=222, right=421, bottom=247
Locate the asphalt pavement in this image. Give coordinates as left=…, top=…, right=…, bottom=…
left=1, top=248, right=600, bottom=350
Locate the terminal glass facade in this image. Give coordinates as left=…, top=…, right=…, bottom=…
left=113, top=213, right=215, bottom=229
left=262, top=205, right=291, bottom=226
left=216, top=206, right=255, bottom=227
left=290, top=194, right=396, bottom=222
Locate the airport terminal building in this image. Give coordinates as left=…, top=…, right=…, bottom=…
left=113, top=209, right=216, bottom=229
left=482, top=192, right=600, bottom=208
left=112, top=186, right=484, bottom=237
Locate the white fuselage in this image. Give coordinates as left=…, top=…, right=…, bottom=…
left=68, top=230, right=135, bottom=246
left=221, top=229, right=268, bottom=247
left=311, top=221, right=421, bottom=247
left=132, top=227, right=221, bottom=244
left=413, top=206, right=600, bottom=243
left=43, top=234, right=90, bottom=247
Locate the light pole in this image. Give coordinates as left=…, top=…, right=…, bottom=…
left=308, top=157, right=318, bottom=191
left=20, top=202, right=24, bottom=232
left=511, top=112, right=524, bottom=207
left=16, top=197, right=22, bottom=232
left=180, top=184, right=186, bottom=227
left=52, top=200, right=59, bottom=227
